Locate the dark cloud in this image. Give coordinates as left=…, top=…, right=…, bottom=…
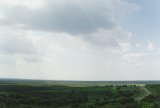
left=0, top=0, right=138, bottom=35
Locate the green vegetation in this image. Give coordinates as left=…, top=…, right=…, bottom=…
left=140, top=84, right=160, bottom=108
left=0, top=80, right=159, bottom=108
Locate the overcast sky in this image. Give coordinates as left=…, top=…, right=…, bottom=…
left=0, top=0, right=160, bottom=81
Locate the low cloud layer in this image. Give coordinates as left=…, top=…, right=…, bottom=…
left=0, top=0, right=139, bottom=35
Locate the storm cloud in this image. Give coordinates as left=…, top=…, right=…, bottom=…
left=0, top=0, right=139, bottom=35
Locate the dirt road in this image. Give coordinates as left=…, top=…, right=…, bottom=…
left=136, top=86, right=152, bottom=101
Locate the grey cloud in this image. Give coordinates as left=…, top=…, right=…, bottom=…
left=0, top=54, right=15, bottom=65
left=0, top=0, right=139, bottom=35
left=84, top=27, right=132, bottom=48
left=0, top=29, right=40, bottom=64
left=0, top=33, right=37, bottom=55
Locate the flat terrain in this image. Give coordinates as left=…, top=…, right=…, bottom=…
left=0, top=79, right=160, bottom=108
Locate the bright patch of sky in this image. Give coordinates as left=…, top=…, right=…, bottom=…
left=121, top=0, right=160, bottom=43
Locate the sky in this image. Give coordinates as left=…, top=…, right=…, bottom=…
left=0, top=0, right=160, bottom=81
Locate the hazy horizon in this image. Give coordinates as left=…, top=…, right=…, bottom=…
left=0, top=0, right=160, bottom=81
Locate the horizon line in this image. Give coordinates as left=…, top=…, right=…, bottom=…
left=0, top=78, right=160, bottom=82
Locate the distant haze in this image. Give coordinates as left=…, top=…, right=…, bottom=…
left=0, top=0, right=160, bottom=80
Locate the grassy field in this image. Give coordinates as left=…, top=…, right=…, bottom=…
left=0, top=79, right=160, bottom=108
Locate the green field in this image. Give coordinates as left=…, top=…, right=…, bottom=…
left=0, top=79, right=160, bottom=108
